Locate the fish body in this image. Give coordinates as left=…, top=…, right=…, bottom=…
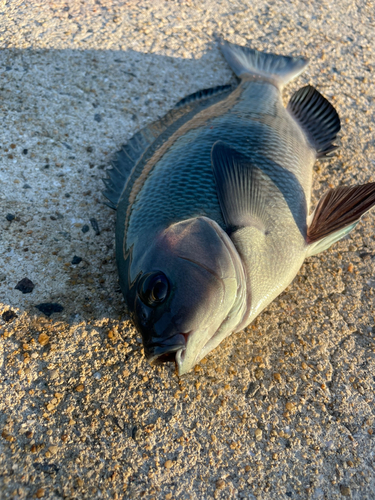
left=103, top=42, right=375, bottom=375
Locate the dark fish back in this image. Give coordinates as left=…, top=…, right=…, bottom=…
left=123, top=81, right=312, bottom=252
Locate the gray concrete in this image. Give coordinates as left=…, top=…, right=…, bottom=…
left=1, top=1, right=375, bottom=499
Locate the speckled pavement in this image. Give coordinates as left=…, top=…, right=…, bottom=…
left=1, top=1, right=375, bottom=499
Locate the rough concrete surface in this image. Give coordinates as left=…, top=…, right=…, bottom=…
left=1, top=1, right=375, bottom=499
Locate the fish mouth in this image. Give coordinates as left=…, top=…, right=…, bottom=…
left=146, top=332, right=190, bottom=366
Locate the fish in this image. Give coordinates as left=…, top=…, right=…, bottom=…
left=103, top=41, right=375, bottom=376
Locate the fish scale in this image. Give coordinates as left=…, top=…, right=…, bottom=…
left=104, top=41, right=375, bottom=375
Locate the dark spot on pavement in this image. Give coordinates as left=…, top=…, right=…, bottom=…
left=71, top=256, right=82, bottom=265
left=15, top=277, right=35, bottom=294
left=90, top=218, right=100, bottom=235
left=36, top=303, right=64, bottom=317
left=2, top=310, right=18, bottom=322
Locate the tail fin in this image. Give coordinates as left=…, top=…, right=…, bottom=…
left=219, top=41, right=309, bottom=88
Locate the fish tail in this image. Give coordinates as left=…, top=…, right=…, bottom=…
left=219, top=40, right=309, bottom=88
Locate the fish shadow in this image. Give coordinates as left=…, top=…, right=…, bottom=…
left=0, top=46, right=237, bottom=323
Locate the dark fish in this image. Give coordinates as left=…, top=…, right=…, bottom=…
left=103, top=41, right=375, bottom=375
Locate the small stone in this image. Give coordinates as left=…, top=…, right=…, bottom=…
left=6, top=213, right=15, bottom=221
left=36, top=488, right=45, bottom=498
left=273, top=373, right=281, bottom=382
left=285, top=402, right=294, bottom=411
left=77, top=478, right=84, bottom=487
left=86, top=146, right=93, bottom=153
left=164, top=460, right=173, bottom=469
left=23, top=183, right=31, bottom=189
left=93, top=372, right=101, bottom=380
left=75, top=384, right=84, bottom=392
left=347, top=263, right=354, bottom=273
left=69, top=419, right=76, bottom=426
left=255, top=429, right=262, bottom=441
left=2, top=310, right=17, bottom=322
left=340, top=485, right=350, bottom=496
left=49, top=370, right=59, bottom=380
left=36, top=303, right=64, bottom=317
left=15, top=277, right=35, bottom=294
left=301, top=362, right=308, bottom=370
left=94, top=113, right=102, bottom=122
left=38, top=333, right=50, bottom=346
left=254, top=369, right=264, bottom=380
left=71, top=256, right=82, bottom=265
left=22, top=148, right=28, bottom=155
left=90, top=217, right=100, bottom=235
left=25, top=431, right=33, bottom=439
left=245, top=465, right=251, bottom=472
left=81, top=224, right=90, bottom=233
left=1, top=430, right=14, bottom=442
left=216, top=479, right=225, bottom=490
left=46, top=404, right=55, bottom=411
left=48, top=445, right=58, bottom=455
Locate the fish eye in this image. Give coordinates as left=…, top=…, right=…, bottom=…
left=139, top=272, right=170, bottom=306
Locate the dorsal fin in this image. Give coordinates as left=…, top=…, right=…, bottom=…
left=287, top=85, right=341, bottom=158
left=102, top=127, right=158, bottom=209
left=175, top=84, right=234, bottom=108
left=102, top=84, right=236, bottom=209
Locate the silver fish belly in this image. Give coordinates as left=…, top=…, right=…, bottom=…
left=103, top=41, right=375, bottom=375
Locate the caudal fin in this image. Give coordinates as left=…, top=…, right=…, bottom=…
left=219, top=40, right=309, bottom=88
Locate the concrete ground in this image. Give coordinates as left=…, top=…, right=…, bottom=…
left=1, top=1, right=375, bottom=499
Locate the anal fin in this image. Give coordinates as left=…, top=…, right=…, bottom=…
left=287, top=85, right=340, bottom=159
left=306, top=183, right=375, bottom=256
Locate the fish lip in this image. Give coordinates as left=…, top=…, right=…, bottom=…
left=175, top=347, right=186, bottom=373
left=175, top=327, right=209, bottom=376
left=148, top=346, right=183, bottom=366
left=146, top=332, right=190, bottom=366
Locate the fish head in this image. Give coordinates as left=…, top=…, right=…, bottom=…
left=131, top=216, right=247, bottom=375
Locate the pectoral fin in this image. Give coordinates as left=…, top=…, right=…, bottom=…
left=210, top=141, right=269, bottom=233
left=306, top=183, right=375, bottom=256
